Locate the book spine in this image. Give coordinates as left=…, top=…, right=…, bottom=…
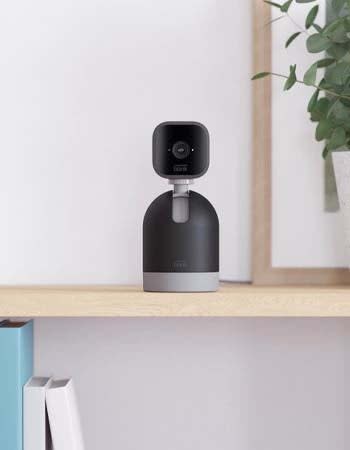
left=24, top=378, right=51, bottom=450
left=46, top=379, right=85, bottom=450
left=0, top=321, right=33, bottom=450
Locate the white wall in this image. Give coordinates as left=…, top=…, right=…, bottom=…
left=1, top=1, right=348, bottom=449
left=35, top=318, right=347, bottom=450
left=0, top=0, right=251, bottom=283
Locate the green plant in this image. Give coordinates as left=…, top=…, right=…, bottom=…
left=253, top=0, right=350, bottom=158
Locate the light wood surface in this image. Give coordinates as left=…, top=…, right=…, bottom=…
left=1, top=283, right=350, bottom=317
left=252, top=0, right=350, bottom=285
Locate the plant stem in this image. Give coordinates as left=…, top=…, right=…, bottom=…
left=265, top=12, right=309, bottom=33
left=264, top=14, right=286, bottom=27
left=286, top=13, right=309, bottom=35
left=270, top=72, right=350, bottom=100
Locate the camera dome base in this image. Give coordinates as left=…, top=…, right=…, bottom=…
left=143, top=190, right=219, bottom=293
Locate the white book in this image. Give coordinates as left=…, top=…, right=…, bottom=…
left=24, top=377, right=52, bottom=450
left=46, top=378, right=85, bottom=450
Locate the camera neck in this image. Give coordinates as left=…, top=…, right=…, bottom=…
left=168, top=179, right=193, bottom=196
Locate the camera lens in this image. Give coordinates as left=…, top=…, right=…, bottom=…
left=172, top=141, right=190, bottom=160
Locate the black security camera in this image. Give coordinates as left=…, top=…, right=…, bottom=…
left=143, top=121, right=219, bottom=292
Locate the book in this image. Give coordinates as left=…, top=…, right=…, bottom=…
left=0, top=320, right=33, bottom=450
left=46, top=378, right=85, bottom=450
left=24, top=377, right=52, bottom=450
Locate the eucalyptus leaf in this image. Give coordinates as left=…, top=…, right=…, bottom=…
left=316, top=58, right=336, bottom=68
left=310, top=97, right=331, bottom=121
left=324, top=62, right=350, bottom=85
left=281, top=0, right=293, bottom=12
left=251, top=72, right=271, bottom=80
left=323, top=18, right=344, bottom=34
left=322, top=147, right=329, bottom=159
left=326, top=22, right=348, bottom=43
left=340, top=96, right=350, bottom=107
left=316, top=119, right=333, bottom=141
left=332, top=0, right=346, bottom=15
left=303, top=62, right=318, bottom=85
left=328, top=100, right=350, bottom=123
left=285, top=32, right=302, bottom=48
left=327, top=43, right=349, bottom=60
left=307, top=89, right=320, bottom=112
left=323, top=19, right=349, bottom=43
left=326, top=99, right=341, bottom=119
left=344, top=17, right=350, bottom=31
left=313, top=23, right=323, bottom=32
left=318, top=78, right=329, bottom=89
left=328, top=127, right=347, bottom=149
left=305, top=5, right=319, bottom=29
left=306, top=34, right=332, bottom=53
left=263, top=0, right=282, bottom=7
left=342, top=52, right=350, bottom=63
left=318, top=98, right=331, bottom=114
left=284, top=65, right=297, bottom=90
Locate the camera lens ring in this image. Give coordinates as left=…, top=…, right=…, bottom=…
left=172, top=141, right=190, bottom=160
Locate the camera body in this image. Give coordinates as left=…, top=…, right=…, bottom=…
left=143, top=121, right=219, bottom=293
left=153, top=122, right=209, bottom=179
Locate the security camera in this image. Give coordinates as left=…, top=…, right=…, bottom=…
left=143, top=121, right=219, bottom=293
left=152, top=122, right=209, bottom=179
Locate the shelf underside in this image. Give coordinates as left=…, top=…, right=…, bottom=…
left=0, top=283, right=350, bottom=317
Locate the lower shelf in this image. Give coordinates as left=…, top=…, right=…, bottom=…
left=0, top=283, right=350, bottom=317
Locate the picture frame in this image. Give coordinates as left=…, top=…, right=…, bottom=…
left=252, top=0, right=350, bottom=285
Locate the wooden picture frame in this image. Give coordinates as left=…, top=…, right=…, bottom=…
left=252, top=0, right=350, bottom=285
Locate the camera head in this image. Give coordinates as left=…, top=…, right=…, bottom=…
left=152, top=122, right=209, bottom=180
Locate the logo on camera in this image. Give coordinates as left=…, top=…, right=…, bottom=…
left=173, top=260, right=187, bottom=269
left=173, top=165, right=188, bottom=173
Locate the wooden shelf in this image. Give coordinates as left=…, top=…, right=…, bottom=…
left=0, top=283, right=350, bottom=317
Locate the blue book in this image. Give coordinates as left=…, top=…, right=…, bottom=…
left=0, top=320, right=33, bottom=450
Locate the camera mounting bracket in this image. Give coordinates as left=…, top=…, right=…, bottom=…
left=168, top=179, right=193, bottom=196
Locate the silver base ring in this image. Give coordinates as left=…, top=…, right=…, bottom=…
left=143, top=272, right=219, bottom=292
